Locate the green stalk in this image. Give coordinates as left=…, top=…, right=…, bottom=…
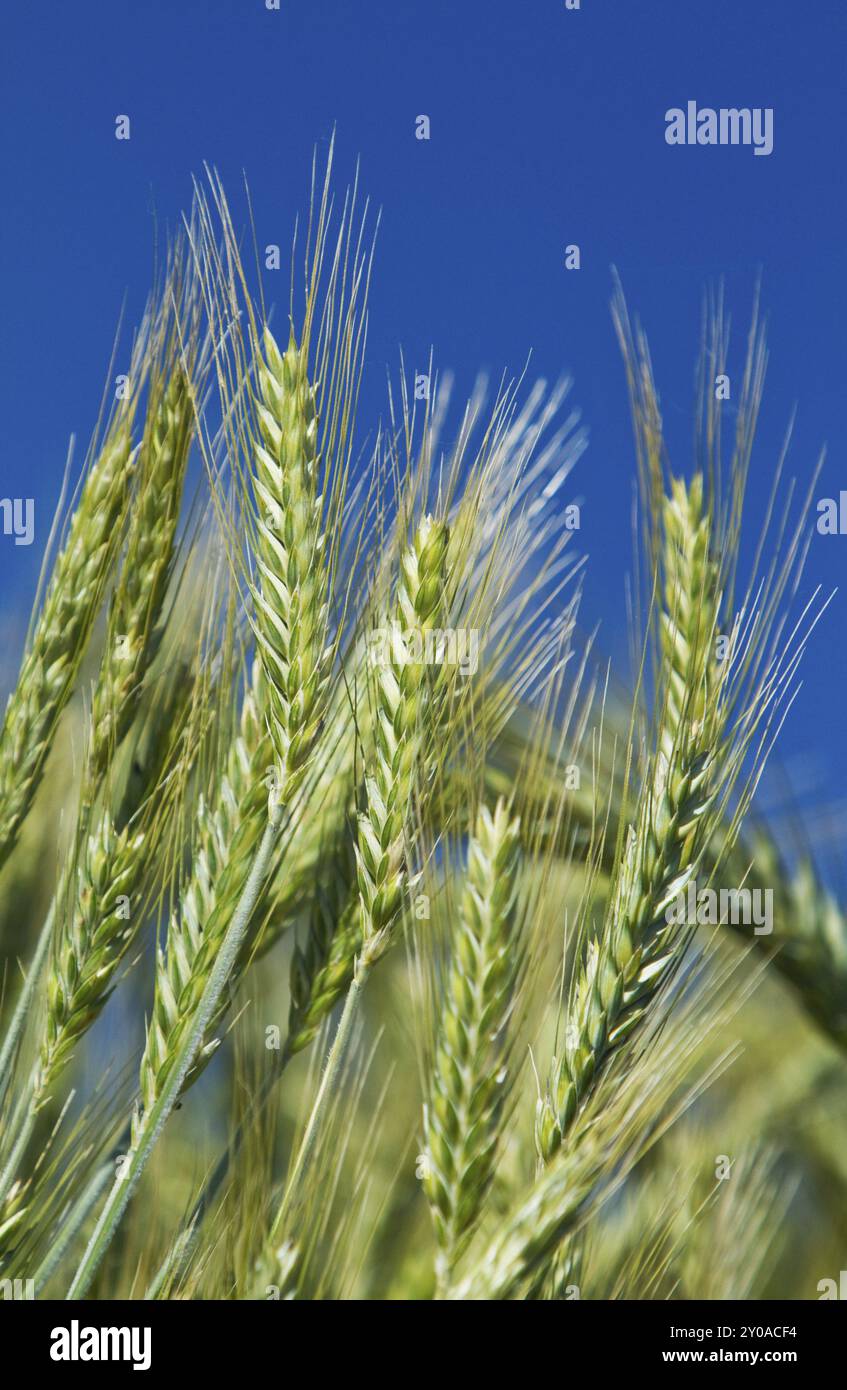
left=0, top=1093, right=38, bottom=1211
left=272, top=966, right=367, bottom=1239
left=32, top=1160, right=114, bottom=1295
left=0, top=899, right=55, bottom=1105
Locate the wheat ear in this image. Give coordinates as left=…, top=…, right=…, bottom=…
left=286, top=825, right=358, bottom=1056
left=134, top=668, right=270, bottom=1136
left=355, top=514, right=451, bottom=969
left=449, top=1150, right=598, bottom=1301
left=136, top=327, right=331, bottom=1131
left=423, top=799, right=521, bottom=1293
left=276, top=516, right=451, bottom=1221
left=0, top=351, right=190, bottom=1100
left=727, top=831, right=847, bottom=1049
left=5, top=364, right=194, bottom=1129
left=252, top=326, right=329, bottom=804
left=35, top=666, right=196, bottom=1108
left=283, top=516, right=452, bottom=1062
left=83, top=364, right=194, bottom=799
left=537, top=473, right=723, bottom=1160
left=0, top=665, right=198, bottom=1213
left=0, top=414, right=135, bottom=870
left=37, top=816, right=144, bottom=1098
left=282, top=516, right=451, bottom=1065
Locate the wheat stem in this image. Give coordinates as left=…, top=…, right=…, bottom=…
left=0, top=899, right=55, bottom=1105
left=273, top=968, right=365, bottom=1238
left=32, top=1159, right=114, bottom=1296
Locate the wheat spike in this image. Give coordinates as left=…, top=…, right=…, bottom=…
left=284, top=515, right=451, bottom=1057
left=252, top=326, right=330, bottom=806
left=423, top=799, right=521, bottom=1292
left=34, top=668, right=196, bottom=1106
left=537, top=474, right=724, bottom=1160
left=286, top=826, right=358, bottom=1057
left=726, top=830, right=847, bottom=1049
left=23, top=362, right=194, bottom=1110
left=0, top=414, right=135, bottom=869
left=355, top=514, right=450, bottom=970
left=84, top=364, right=194, bottom=795
left=135, top=325, right=335, bottom=1129
left=36, top=815, right=144, bottom=1102
left=134, top=668, right=269, bottom=1138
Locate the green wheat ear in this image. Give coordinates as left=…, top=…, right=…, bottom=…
left=423, top=798, right=521, bottom=1293
left=85, top=363, right=194, bottom=795
left=285, top=824, right=358, bottom=1057
left=135, top=327, right=333, bottom=1133
left=355, top=513, right=451, bottom=971
left=38, top=814, right=144, bottom=1099
left=537, top=473, right=724, bottom=1161
left=134, top=665, right=270, bottom=1139
left=36, top=662, right=198, bottom=1108
left=283, top=513, right=452, bottom=1057
left=252, top=325, right=330, bottom=808
left=0, top=413, right=135, bottom=870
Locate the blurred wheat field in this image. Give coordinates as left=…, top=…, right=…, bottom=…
left=0, top=152, right=845, bottom=1303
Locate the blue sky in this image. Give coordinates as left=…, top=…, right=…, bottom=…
left=1, top=1, right=844, bottom=853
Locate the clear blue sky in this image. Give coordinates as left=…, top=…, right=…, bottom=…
left=1, top=1, right=844, bottom=856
